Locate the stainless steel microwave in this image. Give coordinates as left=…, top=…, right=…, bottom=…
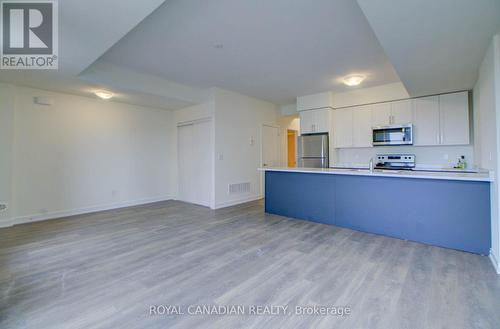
left=372, top=124, right=413, bottom=146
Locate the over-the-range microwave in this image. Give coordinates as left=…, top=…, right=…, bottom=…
left=372, top=124, right=413, bottom=146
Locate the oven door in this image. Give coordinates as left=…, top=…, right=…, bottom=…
left=372, top=125, right=413, bottom=146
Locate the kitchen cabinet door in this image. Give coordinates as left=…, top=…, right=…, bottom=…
left=391, top=99, right=413, bottom=124
left=334, top=108, right=353, bottom=148
left=413, top=96, right=440, bottom=146
left=300, top=111, right=314, bottom=134
left=439, top=92, right=470, bottom=145
left=313, top=108, right=332, bottom=133
left=352, top=105, right=373, bottom=147
left=371, top=103, right=392, bottom=126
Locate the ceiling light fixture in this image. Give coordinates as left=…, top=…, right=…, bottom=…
left=343, top=75, right=366, bottom=87
left=94, top=90, right=114, bottom=100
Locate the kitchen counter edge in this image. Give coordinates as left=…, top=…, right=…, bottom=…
left=258, top=167, right=493, bottom=182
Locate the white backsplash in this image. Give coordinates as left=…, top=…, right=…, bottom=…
left=334, top=145, right=474, bottom=169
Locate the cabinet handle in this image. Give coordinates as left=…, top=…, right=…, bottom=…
left=437, top=133, right=440, bottom=144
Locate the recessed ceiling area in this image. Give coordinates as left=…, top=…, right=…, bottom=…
left=357, top=0, right=500, bottom=97
left=99, top=0, right=402, bottom=105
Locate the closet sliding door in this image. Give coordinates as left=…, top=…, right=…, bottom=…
left=177, top=119, right=212, bottom=207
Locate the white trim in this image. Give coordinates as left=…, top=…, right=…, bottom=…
left=177, top=117, right=212, bottom=127
left=213, top=195, right=263, bottom=210
left=0, top=196, right=172, bottom=228
left=490, top=251, right=500, bottom=274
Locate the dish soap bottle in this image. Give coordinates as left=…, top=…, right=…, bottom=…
left=456, top=155, right=467, bottom=170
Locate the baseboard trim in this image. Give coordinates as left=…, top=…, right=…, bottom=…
left=214, top=195, right=263, bottom=210
left=490, top=251, right=500, bottom=274
left=0, top=196, right=173, bottom=228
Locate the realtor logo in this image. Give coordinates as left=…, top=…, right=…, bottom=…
left=1, top=0, right=58, bottom=69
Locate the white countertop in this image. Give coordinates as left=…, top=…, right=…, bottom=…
left=259, top=167, right=493, bottom=182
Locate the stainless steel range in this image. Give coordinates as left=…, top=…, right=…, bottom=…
left=375, top=154, right=415, bottom=170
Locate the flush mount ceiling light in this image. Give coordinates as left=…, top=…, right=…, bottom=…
left=342, top=74, right=366, bottom=87
left=94, top=90, right=114, bottom=100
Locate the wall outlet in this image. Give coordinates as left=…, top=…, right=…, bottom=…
left=0, top=204, right=7, bottom=212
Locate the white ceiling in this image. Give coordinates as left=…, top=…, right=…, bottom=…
left=99, top=0, right=401, bottom=105
left=357, top=0, right=500, bottom=97
left=0, top=0, right=169, bottom=105
left=1, top=0, right=499, bottom=109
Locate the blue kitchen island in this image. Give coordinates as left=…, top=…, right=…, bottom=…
left=262, top=167, right=492, bottom=255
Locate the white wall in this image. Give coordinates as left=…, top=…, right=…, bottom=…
left=0, top=84, right=175, bottom=227
left=0, top=84, right=15, bottom=223
left=331, top=82, right=410, bottom=108
left=213, top=88, right=279, bottom=208
left=473, top=34, right=500, bottom=273
left=337, top=145, right=474, bottom=168
left=279, top=115, right=300, bottom=132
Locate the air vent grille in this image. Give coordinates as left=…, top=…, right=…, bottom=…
left=228, top=182, right=251, bottom=194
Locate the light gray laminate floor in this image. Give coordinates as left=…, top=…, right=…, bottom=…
left=1, top=200, right=499, bottom=329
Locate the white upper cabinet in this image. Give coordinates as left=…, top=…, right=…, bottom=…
left=302, top=91, right=469, bottom=148
left=333, top=108, right=353, bottom=148
left=333, top=105, right=372, bottom=148
left=391, top=99, right=413, bottom=124
left=300, top=110, right=315, bottom=134
left=413, top=96, right=440, bottom=146
left=371, top=100, right=413, bottom=126
left=297, top=92, right=334, bottom=111
left=314, top=108, right=333, bottom=133
left=371, top=103, right=392, bottom=126
left=300, top=108, right=333, bottom=134
left=413, top=92, right=470, bottom=146
left=352, top=105, right=373, bottom=147
left=439, top=92, right=470, bottom=145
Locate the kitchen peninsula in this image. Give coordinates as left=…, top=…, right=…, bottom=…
left=260, top=167, right=492, bottom=255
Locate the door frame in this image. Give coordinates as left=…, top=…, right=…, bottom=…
left=287, top=129, right=298, bottom=167
left=260, top=124, right=282, bottom=168
left=260, top=124, right=282, bottom=197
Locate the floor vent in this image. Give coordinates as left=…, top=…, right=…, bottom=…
left=229, top=182, right=251, bottom=194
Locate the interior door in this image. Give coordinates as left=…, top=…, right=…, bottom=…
left=262, top=125, right=280, bottom=168
left=287, top=130, right=297, bottom=167
left=178, top=120, right=212, bottom=207
left=262, top=125, right=281, bottom=196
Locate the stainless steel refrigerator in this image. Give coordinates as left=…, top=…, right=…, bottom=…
left=297, top=133, right=329, bottom=168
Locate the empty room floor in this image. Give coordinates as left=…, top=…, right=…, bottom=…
left=1, top=200, right=499, bottom=329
